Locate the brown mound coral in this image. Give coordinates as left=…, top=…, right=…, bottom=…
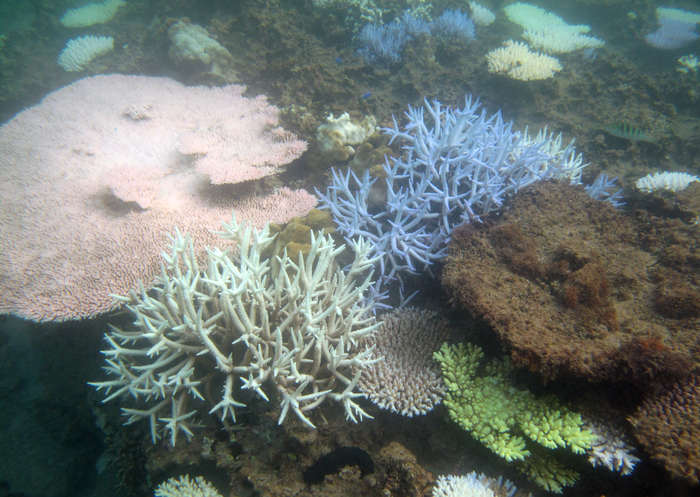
left=629, top=373, right=700, bottom=483
left=442, top=181, right=699, bottom=383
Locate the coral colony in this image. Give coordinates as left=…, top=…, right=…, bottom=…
left=318, top=96, right=587, bottom=284
left=356, top=10, right=474, bottom=65
left=91, top=215, right=381, bottom=445
left=645, top=7, right=700, bottom=50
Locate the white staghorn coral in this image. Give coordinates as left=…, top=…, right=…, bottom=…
left=91, top=214, right=382, bottom=444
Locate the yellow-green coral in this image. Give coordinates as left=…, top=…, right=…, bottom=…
left=434, top=343, right=595, bottom=491
left=519, top=453, right=579, bottom=493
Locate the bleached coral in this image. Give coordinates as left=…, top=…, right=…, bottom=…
left=155, top=476, right=222, bottom=497
left=57, top=35, right=114, bottom=71
left=586, top=423, right=640, bottom=475
left=635, top=171, right=700, bottom=193
left=469, top=2, right=495, bottom=27
left=432, top=473, right=495, bottom=497
left=168, top=19, right=237, bottom=83
left=657, top=6, right=700, bottom=24
left=505, top=2, right=588, bottom=32
left=523, top=25, right=604, bottom=54
left=316, top=112, right=378, bottom=161
left=356, top=308, right=450, bottom=417
left=677, top=54, right=698, bottom=73
left=486, top=40, right=562, bottom=80
left=60, top=0, right=125, bottom=27
left=505, top=2, right=604, bottom=54
left=91, top=214, right=381, bottom=444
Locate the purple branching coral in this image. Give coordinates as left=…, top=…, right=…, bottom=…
left=318, top=96, right=587, bottom=285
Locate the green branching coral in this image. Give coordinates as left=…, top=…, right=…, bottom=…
left=519, top=453, right=579, bottom=493
left=434, top=343, right=595, bottom=492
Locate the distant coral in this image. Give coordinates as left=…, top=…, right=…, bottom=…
left=630, top=374, right=700, bottom=483
left=356, top=10, right=474, bottom=65
left=645, top=7, right=700, bottom=49
left=636, top=171, right=700, bottom=193
left=168, top=18, right=237, bottom=83
left=486, top=40, right=562, bottom=80
left=430, top=9, right=476, bottom=42
left=60, top=0, right=125, bottom=27
left=469, top=2, right=495, bottom=27
left=504, top=2, right=604, bottom=54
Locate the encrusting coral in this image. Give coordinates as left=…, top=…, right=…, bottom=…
left=91, top=214, right=382, bottom=445
left=433, top=342, right=595, bottom=492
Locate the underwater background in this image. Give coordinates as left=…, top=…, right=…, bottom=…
left=1, top=0, right=700, bottom=496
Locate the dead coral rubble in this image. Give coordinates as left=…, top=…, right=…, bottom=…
left=442, top=181, right=699, bottom=383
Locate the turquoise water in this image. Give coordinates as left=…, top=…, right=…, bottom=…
left=1, top=0, right=699, bottom=496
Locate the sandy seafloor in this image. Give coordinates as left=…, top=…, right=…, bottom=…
left=1, top=0, right=700, bottom=496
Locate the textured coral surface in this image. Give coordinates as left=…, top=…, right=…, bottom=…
left=442, top=181, right=700, bottom=383
left=630, top=374, right=700, bottom=484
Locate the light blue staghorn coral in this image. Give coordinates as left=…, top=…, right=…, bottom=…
left=318, top=96, right=587, bottom=284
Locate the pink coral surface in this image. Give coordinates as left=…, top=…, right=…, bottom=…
left=0, top=74, right=315, bottom=322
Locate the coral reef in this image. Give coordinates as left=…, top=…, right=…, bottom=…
left=442, top=181, right=700, bottom=383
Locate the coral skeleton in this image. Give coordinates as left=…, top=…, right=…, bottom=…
left=318, top=96, right=586, bottom=283
left=91, top=215, right=382, bottom=444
